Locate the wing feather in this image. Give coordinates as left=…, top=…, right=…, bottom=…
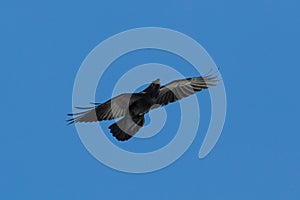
left=67, top=93, right=142, bottom=124
left=155, top=74, right=220, bottom=106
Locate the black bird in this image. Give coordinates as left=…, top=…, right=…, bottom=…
left=67, top=74, right=219, bottom=141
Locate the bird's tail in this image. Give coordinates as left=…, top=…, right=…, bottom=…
left=109, top=115, right=145, bottom=141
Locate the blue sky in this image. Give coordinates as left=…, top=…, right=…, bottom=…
left=1, top=0, right=300, bottom=199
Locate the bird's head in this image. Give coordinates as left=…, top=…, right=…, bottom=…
left=144, top=78, right=160, bottom=98
left=152, top=78, right=160, bottom=89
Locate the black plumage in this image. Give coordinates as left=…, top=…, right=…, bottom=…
left=67, top=74, right=219, bottom=141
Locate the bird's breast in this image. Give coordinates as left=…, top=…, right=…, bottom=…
left=129, top=98, right=153, bottom=117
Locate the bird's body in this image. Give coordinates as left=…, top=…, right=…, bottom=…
left=128, top=93, right=155, bottom=116
left=68, top=74, right=219, bottom=141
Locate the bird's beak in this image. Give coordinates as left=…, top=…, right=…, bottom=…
left=153, top=78, right=160, bottom=84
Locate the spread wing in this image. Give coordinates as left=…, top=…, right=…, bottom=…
left=67, top=93, right=142, bottom=124
left=155, top=74, right=219, bottom=107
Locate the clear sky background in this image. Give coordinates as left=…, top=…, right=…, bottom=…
left=1, top=0, right=300, bottom=199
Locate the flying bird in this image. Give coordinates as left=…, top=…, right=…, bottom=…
left=67, top=73, right=220, bottom=141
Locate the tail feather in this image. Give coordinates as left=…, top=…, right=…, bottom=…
left=109, top=115, right=145, bottom=141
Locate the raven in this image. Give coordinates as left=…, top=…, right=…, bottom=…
left=67, top=74, right=219, bottom=141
